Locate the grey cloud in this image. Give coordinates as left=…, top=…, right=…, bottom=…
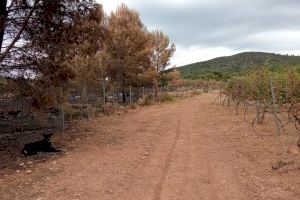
left=130, top=0, right=300, bottom=52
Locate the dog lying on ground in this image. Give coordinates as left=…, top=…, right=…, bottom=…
left=21, top=134, right=61, bottom=156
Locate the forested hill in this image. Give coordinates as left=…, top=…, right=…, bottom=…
left=177, top=52, right=300, bottom=80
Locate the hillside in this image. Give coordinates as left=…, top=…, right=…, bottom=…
left=177, top=52, right=300, bottom=80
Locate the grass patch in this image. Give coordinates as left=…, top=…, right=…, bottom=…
left=159, top=93, right=174, bottom=103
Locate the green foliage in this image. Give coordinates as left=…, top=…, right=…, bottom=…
left=177, top=52, right=300, bottom=81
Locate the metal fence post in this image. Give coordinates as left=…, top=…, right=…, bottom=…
left=19, top=99, right=24, bottom=149
left=102, top=79, right=106, bottom=105
left=152, top=85, right=155, bottom=99
left=269, top=78, right=281, bottom=135
left=143, top=86, right=145, bottom=97
left=61, top=87, right=65, bottom=130
left=129, top=85, right=132, bottom=103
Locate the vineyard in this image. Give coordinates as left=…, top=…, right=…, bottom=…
left=220, top=67, right=300, bottom=140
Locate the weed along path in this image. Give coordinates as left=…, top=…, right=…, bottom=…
left=1, top=93, right=299, bottom=200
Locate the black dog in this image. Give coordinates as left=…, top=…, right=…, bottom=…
left=21, top=134, right=61, bottom=156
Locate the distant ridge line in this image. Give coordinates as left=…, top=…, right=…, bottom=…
left=176, top=52, right=300, bottom=80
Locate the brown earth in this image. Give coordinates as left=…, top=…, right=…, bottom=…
left=0, top=93, right=300, bottom=200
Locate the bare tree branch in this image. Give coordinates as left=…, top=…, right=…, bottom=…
left=0, top=0, right=40, bottom=63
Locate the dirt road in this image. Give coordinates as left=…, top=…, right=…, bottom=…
left=1, top=93, right=299, bottom=199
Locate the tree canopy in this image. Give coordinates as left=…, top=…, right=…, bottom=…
left=0, top=1, right=176, bottom=105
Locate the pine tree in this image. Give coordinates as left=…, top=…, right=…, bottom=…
left=106, top=4, right=151, bottom=103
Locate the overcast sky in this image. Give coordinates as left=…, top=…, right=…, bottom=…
left=97, top=0, right=300, bottom=66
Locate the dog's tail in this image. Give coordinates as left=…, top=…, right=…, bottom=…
left=47, top=146, right=61, bottom=152
left=52, top=149, right=61, bottom=152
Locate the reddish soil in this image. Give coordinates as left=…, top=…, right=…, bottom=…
left=0, top=93, right=299, bottom=200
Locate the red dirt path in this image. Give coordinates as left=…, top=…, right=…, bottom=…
left=0, top=93, right=299, bottom=200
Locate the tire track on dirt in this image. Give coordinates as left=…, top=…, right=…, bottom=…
left=103, top=110, right=177, bottom=200
left=153, top=97, right=196, bottom=200
left=3, top=94, right=297, bottom=200
left=153, top=118, right=181, bottom=200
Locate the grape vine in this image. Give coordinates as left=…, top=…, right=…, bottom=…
left=220, top=66, right=300, bottom=136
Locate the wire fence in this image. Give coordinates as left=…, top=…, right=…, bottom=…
left=0, top=83, right=218, bottom=158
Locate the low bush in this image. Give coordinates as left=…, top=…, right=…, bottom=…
left=129, top=103, right=138, bottom=109
left=159, top=93, right=174, bottom=103
left=138, top=95, right=154, bottom=106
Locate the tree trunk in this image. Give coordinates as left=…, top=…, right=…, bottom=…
left=153, top=78, right=159, bottom=102
left=129, top=85, right=132, bottom=103
left=259, top=104, right=266, bottom=124
left=102, top=79, right=106, bottom=105
left=121, top=74, right=126, bottom=103
left=0, top=0, right=7, bottom=52
left=235, top=101, right=240, bottom=115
